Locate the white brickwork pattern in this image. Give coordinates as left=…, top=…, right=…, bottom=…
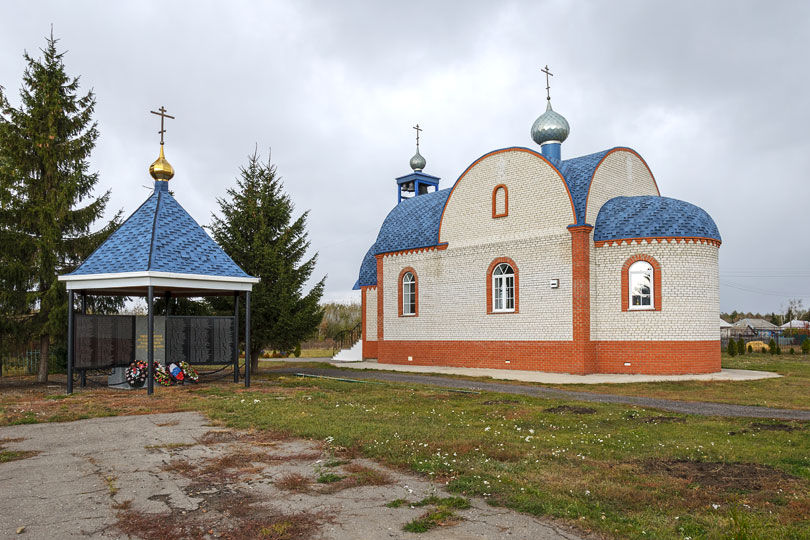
left=585, top=150, right=659, bottom=225
left=365, top=287, right=377, bottom=341
left=440, top=150, right=575, bottom=246
left=590, top=241, right=720, bottom=341
left=382, top=234, right=573, bottom=341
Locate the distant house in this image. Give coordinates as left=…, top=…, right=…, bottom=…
left=720, top=318, right=732, bottom=339
left=780, top=320, right=810, bottom=331
left=731, top=318, right=779, bottom=338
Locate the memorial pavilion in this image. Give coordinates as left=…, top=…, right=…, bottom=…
left=58, top=108, right=259, bottom=394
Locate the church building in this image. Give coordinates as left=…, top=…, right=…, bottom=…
left=353, top=78, right=721, bottom=375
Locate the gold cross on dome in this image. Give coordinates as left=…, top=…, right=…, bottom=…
left=150, top=106, right=175, bottom=145
left=413, top=124, right=422, bottom=150
left=541, top=65, right=553, bottom=101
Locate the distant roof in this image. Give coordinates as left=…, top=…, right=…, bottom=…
left=720, top=318, right=732, bottom=328
left=732, top=318, right=779, bottom=330
left=781, top=320, right=810, bottom=329
left=593, top=196, right=721, bottom=244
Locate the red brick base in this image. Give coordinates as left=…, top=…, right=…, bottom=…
left=362, top=340, right=378, bottom=360
left=376, top=339, right=719, bottom=375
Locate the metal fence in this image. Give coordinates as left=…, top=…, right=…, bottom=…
left=0, top=349, right=65, bottom=376
left=721, top=335, right=808, bottom=349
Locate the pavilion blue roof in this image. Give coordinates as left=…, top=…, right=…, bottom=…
left=68, top=182, right=251, bottom=278
left=593, top=196, right=721, bottom=243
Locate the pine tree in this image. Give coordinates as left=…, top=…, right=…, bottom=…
left=209, top=149, right=325, bottom=372
left=0, top=32, right=119, bottom=381
left=727, top=339, right=737, bottom=357
left=737, top=337, right=745, bottom=356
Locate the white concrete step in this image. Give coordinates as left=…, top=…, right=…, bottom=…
left=332, top=340, right=363, bottom=362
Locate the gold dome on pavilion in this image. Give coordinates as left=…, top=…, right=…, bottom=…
left=149, top=145, right=174, bottom=181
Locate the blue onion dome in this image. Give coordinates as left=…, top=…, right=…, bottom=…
left=531, top=101, right=570, bottom=146
left=410, top=149, right=426, bottom=172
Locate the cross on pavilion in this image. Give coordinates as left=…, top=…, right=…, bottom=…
left=150, top=106, right=175, bottom=145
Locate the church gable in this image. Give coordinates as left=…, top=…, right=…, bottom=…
left=439, top=148, right=575, bottom=246
left=584, top=149, right=659, bottom=225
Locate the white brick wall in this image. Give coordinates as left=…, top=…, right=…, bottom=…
left=365, top=287, right=377, bottom=341
left=590, top=241, right=720, bottom=341
left=382, top=234, right=573, bottom=341
left=585, top=150, right=659, bottom=225
left=440, top=150, right=575, bottom=246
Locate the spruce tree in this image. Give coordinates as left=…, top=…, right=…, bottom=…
left=0, top=33, right=119, bottom=381
left=727, top=339, right=737, bottom=357
left=209, top=149, right=325, bottom=372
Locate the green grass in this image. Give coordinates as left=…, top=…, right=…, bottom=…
left=400, top=495, right=471, bottom=532
left=191, top=374, right=810, bottom=540
left=3, top=369, right=810, bottom=539
left=0, top=450, right=36, bottom=463
left=548, top=352, right=810, bottom=410
left=316, top=472, right=343, bottom=483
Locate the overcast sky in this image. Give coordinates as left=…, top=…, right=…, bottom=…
left=2, top=1, right=809, bottom=316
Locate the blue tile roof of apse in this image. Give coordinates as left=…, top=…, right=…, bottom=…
left=69, top=183, right=251, bottom=278
left=354, top=244, right=378, bottom=289
left=373, top=189, right=451, bottom=255
left=593, top=196, right=721, bottom=243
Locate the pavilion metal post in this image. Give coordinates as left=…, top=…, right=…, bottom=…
left=233, top=293, right=239, bottom=383
left=66, top=290, right=74, bottom=394
left=245, top=291, right=251, bottom=388
left=165, top=291, right=171, bottom=316
left=147, top=286, right=155, bottom=395
left=80, top=294, right=87, bottom=388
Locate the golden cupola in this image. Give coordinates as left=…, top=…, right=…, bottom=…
left=149, top=145, right=174, bottom=181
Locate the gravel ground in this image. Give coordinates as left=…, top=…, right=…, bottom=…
left=0, top=412, right=586, bottom=540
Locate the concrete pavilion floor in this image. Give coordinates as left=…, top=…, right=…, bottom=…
left=326, top=359, right=781, bottom=385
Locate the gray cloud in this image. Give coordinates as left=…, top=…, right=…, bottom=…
left=2, top=0, right=808, bottom=315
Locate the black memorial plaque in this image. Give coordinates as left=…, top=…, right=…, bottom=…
left=167, top=317, right=234, bottom=365
left=74, top=315, right=136, bottom=368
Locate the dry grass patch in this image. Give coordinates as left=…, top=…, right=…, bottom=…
left=275, top=472, right=312, bottom=492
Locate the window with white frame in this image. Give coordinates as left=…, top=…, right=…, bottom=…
left=402, top=271, right=416, bottom=315
left=628, top=261, right=653, bottom=309
left=492, top=263, right=515, bottom=312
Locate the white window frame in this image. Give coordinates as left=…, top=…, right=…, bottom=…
left=492, top=263, right=515, bottom=313
left=628, top=261, right=654, bottom=310
left=402, top=271, right=416, bottom=316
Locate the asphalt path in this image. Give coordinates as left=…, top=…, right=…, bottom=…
left=270, top=366, right=810, bottom=421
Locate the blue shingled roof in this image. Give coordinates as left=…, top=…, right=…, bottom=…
left=373, top=189, right=451, bottom=254
left=69, top=182, right=251, bottom=278
left=353, top=189, right=451, bottom=289
left=593, top=196, right=721, bottom=243
left=558, top=148, right=614, bottom=224
left=354, top=244, right=378, bottom=289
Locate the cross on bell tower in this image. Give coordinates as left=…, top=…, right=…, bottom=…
left=149, top=106, right=176, bottom=182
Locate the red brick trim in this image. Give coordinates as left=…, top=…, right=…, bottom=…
left=438, top=147, right=577, bottom=242
left=568, top=225, right=596, bottom=373
left=486, top=257, right=519, bottom=314
left=621, top=254, right=662, bottom=312
left=398, top=267, right=419, bottom=317
left=376, top=339, right=719, bottom=375
left=376, top=256, right=384, bottom=340
left=492, top=184, right=508, bottom=218
left=379, top=243, right=449, bottom=258
left=595, top=237, right=721, bottom=248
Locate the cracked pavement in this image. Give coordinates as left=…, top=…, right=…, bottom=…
left=0, top=412, right=585, bottom=539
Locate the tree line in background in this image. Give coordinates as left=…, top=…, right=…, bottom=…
left=721, top=298, right=809, bottom=327
left=0, top=33, right=325, bottom=380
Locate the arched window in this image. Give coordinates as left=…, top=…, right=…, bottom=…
left=492, top=263, right=515, bottom=312
left=628, top=261, right=653, bottom=309
left=399, top=268, right=418, bottom=317
left=492, top=184, right=508, bottom=218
